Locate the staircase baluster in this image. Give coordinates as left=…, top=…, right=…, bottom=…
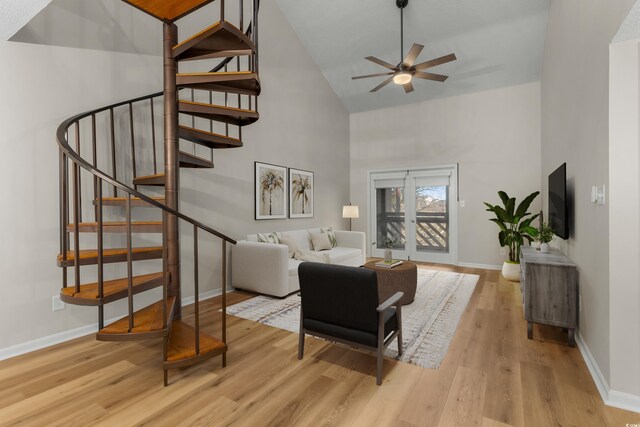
left=97, top=179, right=104, bottom=330
left=220, top=0, right=225, bottom=21
left=73, top=124, right=81, bottom=293
left=237, top=57, right=241, bottom=109
left=59, top=151, right=68, bottom=288
left=224, top=65, right=229, bottom=137
left=129, top=103, right=137, bottom=184
left=253, top=0, right=259, bottom=75
left=191, top=90, right=196, bottom=155
left=194, top=225, right=200, bottom=355
left=240, top=0, right=244, bottom=32
left=222, top=239, right=227, bottom=367
left=110, top=108, right=118, bottom=197
left=209, top=91, right=213, bottom=133
left=92, top=114, right=98, bottom=221
left=150, top=99, right=157, bottom=175
left=126, top=194, right=134, bottom=332
left=75, top=122, right=83, bottom=223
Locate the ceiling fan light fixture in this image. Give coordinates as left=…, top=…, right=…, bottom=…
left=393, top=71, right=412, bottom=85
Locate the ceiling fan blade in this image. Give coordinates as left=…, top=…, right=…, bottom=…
left=403, top=82, right=414, bottom=94
left=352, top=72, right=394, bottom=80
left=413, top=53, right=457, bottom=71
left=370, top=76, right=394, bottom=92
left=402, top=44, right=424, bottom=67
left=414, top=71, right=449, bottom=82
left=365, top=56, right=398, bottom=71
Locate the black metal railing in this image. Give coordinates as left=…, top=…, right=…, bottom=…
left=377, top=212, right=449, bottom=252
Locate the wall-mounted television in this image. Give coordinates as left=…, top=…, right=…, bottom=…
left=548, top=163, right=569, bottom=239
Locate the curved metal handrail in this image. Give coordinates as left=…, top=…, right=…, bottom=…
left=55, top=13, right=260, bottom=245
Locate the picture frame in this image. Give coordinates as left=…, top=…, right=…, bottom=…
left=255, top=162, right=288, bottom=220
left=289, top=168, right=314, bottom=218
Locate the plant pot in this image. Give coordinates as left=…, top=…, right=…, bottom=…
left=540, top=243, right=550, bottom=253
left=502, top=261, right=521, bottom=282
left=384, top=249, right=392, bottom=262
left=531, top=241, right=541, bottom=250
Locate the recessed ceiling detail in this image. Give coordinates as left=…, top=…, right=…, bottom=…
left=276, top=0, right=550, bottom=113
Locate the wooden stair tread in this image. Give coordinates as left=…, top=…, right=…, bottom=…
left=173, top=21, right=255, bottom=62
left=179, top=101, right=259, bottom=126
left=165, top=320, right=226, bottom=367
left=122, top=0, right=215, bottom=22
left=179, top=151, right=214, bottom=169
left=133, top=173, right=165, bottom=186
left=176, top=72, right=260, bottom=96
left=179, top=126, right=242, bottom=149
left=97, top=297, right=176, bottom=341
left=94, top=196, right=165, bottom=207
left=57, top=246, right=163, bottom=267
left=60, top=272, right=167, bottom=306
left=67, top=221, right=163, bottom=233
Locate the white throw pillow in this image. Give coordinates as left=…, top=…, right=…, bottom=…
left=310, top=231, right=332, bottom=251
left=320, top=227, right=337, bottom=248
left=279, top=234, right=300, bottom=259
left=257, top=232, right=280, bottom=244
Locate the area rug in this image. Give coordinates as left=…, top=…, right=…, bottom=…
left=227, top=269, right=479, bottom=369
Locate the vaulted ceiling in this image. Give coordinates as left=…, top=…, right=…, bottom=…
left=275, top=0, right=550, bottom=113
left=8, top=0, right=551, bottom=114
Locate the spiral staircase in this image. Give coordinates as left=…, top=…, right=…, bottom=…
left=55, top=0, right=260, bottom=385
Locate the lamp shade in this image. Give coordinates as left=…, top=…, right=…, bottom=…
left=342, top=205, right=359, bottom=219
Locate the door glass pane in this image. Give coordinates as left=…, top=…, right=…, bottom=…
left=376, top=187, right=406, bottom=250
left=415, top=185, right=449, bottom=253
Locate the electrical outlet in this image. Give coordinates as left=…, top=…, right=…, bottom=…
left=52, top=295, right=65, bottom=312
left=459, top=200, right=466, bottom=208
left=500, top=248, right=506, bottom=256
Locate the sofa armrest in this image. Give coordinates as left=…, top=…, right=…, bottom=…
left=231, top=241, right=291, bottom=297
left=334, top=231, right=366, bottom=264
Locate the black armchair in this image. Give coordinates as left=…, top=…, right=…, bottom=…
left=297, top=262, right=403, bottom=385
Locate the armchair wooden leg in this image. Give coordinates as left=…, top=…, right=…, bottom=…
left=298, top=307, right=305, bottom=360
left=376, top=348, right=383, bottom=386
left=396, top=304, right=403, bottom=357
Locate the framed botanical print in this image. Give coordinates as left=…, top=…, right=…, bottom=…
left=255, top=162, right=287, bottom=220
left=289, top=168, right=314, bottom=218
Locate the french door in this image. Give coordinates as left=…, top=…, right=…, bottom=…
left=369, top=165, right=458, bottom=264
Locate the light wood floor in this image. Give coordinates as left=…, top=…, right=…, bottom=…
left=1, top=264, right=639, bottom=426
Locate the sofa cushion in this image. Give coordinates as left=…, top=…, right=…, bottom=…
left=279, top=234, right=301, bottom=258
left=310, top=232, right=332, bottom=251
left=256, top=232, right=280, bottom=244
left=320, top=227, right=337, bottom=248
left=320, top=247, right=363, bottom=264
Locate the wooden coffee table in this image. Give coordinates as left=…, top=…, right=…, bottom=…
left=364, top=260, right=418, bottom=305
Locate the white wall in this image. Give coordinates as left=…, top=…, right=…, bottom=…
left=0, top=0, right=349, bottom=354
left=0, top=41, right=163, bottom=352
left=609, top=38, right=640, bottom=400
left=350, top=82, right=541, bottom=267
left=541, top=0, right=636, bottom=393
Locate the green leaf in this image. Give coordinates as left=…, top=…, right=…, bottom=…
left=520, top=226, right=538, bottom=236
left=506, top=198, right=516, bottom=217
left=524, top=235, right=534, bottom=243
left=520, top=214, right=539, bottom=229
left=493, top=206, right=511, bottom=223
left=498, top=191, right=510, bottom=206
left=489, top=218, right=507, bottom=232
left=515, top=191, right=540, bottom=218
left=498, top=231, right=506, bottom=247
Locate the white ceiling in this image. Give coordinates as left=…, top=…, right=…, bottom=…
left=0, top=0, right=53, bottom=40
left=9, top=0, right=551, bottom=114
left=275, top=0, right=550, bottom=113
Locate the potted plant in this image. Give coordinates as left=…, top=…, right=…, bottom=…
left=538, top=221, right=554, bottom=253
left=382, top=237, right=396, bottom=262
left=484, top=191, right=540, bottom=281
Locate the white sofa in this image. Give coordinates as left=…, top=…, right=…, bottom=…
left=231, top=228, right=366, bottom=297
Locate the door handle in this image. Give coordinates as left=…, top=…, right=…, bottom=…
left=411, top=219, right=416, bottom=223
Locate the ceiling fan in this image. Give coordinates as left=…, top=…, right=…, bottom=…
left=352, top=0, right=457, bottom=94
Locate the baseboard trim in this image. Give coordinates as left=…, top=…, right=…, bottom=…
left=575, top=331, right=610, bottom=403
left=576, top=331, right=640, bottom=414
left=456, top=262, right=502, bottom=271
left=0, top=289, right=225, bottom=363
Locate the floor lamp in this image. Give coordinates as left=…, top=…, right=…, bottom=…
left=342, top=205, right=359, bottom=231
